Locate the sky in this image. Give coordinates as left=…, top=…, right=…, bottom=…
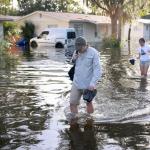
left=12, top=0, right=18, bottom=9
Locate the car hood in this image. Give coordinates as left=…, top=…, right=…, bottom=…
left=30, top=37, right=37, bottom=41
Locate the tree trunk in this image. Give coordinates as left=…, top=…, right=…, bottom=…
left=128, top=24, right=132, bottom=54
left=110, top=15, right=118, bottom=39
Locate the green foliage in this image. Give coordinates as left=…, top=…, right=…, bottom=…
left=3, top=22, right=18, bottom=36
left=103, top=37, right=120, bottom=48
left=0, top=0, right=11, bottom=15
left=0, top=40, right=18, bottom=70
left=21, top=21, right=36, bottom=42
left=17, top=0, right=82, bottom=15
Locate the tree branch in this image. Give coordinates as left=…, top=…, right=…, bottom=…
left=90, top=0, right=109, bottom=13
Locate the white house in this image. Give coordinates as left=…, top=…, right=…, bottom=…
left=15, top=11, right=111, bottom=43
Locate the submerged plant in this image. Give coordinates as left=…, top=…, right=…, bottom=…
left=0, top=40, right=19, bottom=70
left=103, top=36, right=120, bottom=49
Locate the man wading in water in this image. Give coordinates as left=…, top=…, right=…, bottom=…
left=69, top=37, right=102, bottom=120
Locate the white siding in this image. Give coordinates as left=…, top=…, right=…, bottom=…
left=84, top=23, right=96, bottom=42
left=97, top=24, right=111, bottom=39
left=70, top=22, right=111, bottom=42
left=70, top=22, right=84, bottom=37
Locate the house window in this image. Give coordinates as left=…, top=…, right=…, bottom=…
left=74, top=24, right=83, bottom=37
left=48, top=25, right=58, bottom=28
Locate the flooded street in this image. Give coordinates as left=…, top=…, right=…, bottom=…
left=0, top=45, right=150, bottom=150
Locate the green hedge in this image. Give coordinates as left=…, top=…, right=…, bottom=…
left=102, top=37, right=120, bottom=48
left=3, top=21, right=19, bottom=36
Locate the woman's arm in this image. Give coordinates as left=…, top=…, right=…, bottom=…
left=136, top=53, right=140, bottom=59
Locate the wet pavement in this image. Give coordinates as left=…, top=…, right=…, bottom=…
left=0, top=45, right=150, bottom=150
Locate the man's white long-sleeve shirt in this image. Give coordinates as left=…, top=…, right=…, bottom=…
left=73, top=47, right=102, bottom=89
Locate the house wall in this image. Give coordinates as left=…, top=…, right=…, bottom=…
left=0, top=23, right=4, bottom=40
left=69, top=22, right=84, bottom=37
left=97, top=24, right=111, bottom=39
left=16, top=13, right=69, bottom=35
left=121, top=21, right=144, bottom=51
left=70, top=22, right=111, bottom=43
left=84, top=23, right=97, bottom=42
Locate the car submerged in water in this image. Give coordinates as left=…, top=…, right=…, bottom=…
left=30, top=28, right=76, bottom=49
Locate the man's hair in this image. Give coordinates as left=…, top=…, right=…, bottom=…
left=139, top=38, right=145, bottom=43
left=75, top=37, right=87, bottom=47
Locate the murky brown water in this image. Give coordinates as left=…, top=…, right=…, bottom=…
left=0, top=45, right=150, bottom=150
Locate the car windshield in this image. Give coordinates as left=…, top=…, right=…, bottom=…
left=38, top=31, right=49, bottom=38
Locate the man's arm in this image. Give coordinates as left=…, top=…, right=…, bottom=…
left=89, top=51, right=102, bottom=90
left=71, top=50, right=78, bottom=63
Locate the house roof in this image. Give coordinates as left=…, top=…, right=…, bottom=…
left=138, top=19, right=150, bottom=24
left=0, top=15, right=21, bottom=22
left=16, top=11, right=111, bottom=24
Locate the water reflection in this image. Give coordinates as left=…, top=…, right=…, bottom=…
left=139, top=78, right=148, bottom=92
left=68, top=120, right=97, bottom=150
left=1, top=45, right=150, bottom=149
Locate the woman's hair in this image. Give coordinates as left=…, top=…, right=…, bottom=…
left=139, top=38, right=145, bottom=43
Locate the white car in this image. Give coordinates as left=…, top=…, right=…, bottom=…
left=30, top=28, right=76, bottom=48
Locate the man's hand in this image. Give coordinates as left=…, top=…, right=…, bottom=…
left=88, top=85, right=95, bottom=91
left=71, top=53, right=79, bottom=63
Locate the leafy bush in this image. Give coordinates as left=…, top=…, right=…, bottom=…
left=0, top=40, right=19, bottom=69
left=21, top=21, right=36, bottom=42
left=102, top=36, right=120, bottom=48
left=3, top=21, right=19, bottom=36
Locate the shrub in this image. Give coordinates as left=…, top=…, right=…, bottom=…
left=0, top=40, right=19, bottom=70
left=102, top=36, right=120, bottom=48
left=3, top=21, right=19, bottom=37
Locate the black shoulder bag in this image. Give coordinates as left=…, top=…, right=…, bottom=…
left=68, top=64, right=75, bottom=81
left=68, top=50, right=78, bottom=81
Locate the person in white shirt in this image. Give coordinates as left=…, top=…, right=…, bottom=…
left=69, top=37, right=102, bottom=119
left=137, top=38, right=150, bottom=77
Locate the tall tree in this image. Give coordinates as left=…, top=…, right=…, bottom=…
left=89, top=0, right=126, bottom=38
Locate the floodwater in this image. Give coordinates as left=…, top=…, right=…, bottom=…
left=0, top=45, right=150, bottom=150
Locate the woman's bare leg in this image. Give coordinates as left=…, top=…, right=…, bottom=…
left=143, top=63, right=149, bottom=77
left=140, top=63, right=144, bottom=76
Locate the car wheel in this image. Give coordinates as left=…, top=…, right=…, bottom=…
left=55, top=43, right=64, bottom=48
left=30, top=41, right=38, bottom=48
